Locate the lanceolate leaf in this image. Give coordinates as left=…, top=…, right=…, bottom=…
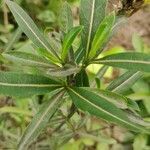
left=47, top=65, right=80, bottom=77
left=80, top=0, right=107, bottom=57
left=0, top=72, right=61, bottom=97
left=96, top=66, right=109, bottom=80
left=67, top=87, right=149, bottom=133
left=86, top=88, right=128, bottom=109
left=94, top=52, right=150, bottom=72
left=59, top=2, right=73, bottom=33
left=18, top=90, right=65, bottom=150
left=125, top=110, right=150, bottom=127
left=126, top=98, right=140, bottom=112
left=75, top=44, right=84, bottom=64
left=92, top=66, right=109, bottom=87
left=61, top=26, right=83, bottom=62
left=107, top=71, right=143, bottom=93
left=5, top=0, right=60, bottom=63
left=3, top=51, right=56, bottom=68
left=89, top=12, right=115, bottom=59
left=93, top=17, right=126, bottom=58
left=5, top=27, right=22, bottom=52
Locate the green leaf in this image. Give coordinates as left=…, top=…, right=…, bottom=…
left=96, top=66, right=109, bottom=80
left=75, top=45, right=84, bottom=64
left=47, top=65, right=80, bottom=77
left=88, top=12, right=115, bottom=59
left=0, top=71, right=61, bottom=97
left=59, top=2, right=73, bottom=33
left=36, top=48, right=60, bottom=63
left=80, top=0, right=107, bottom=57
left=5, top=0, right=60, bottom=63
left=92, top=66, right=108, bottom=87
left=86, top=88, right=128, bottom=109
left=74, top=69, right=89, bottom=87
left=107, top=71, right=143, bottom=93
left=2, top=51, right=56, bottom=68
left=18, top=90, right=65, bottom=150
left=93, top=17, right=127, bottom=58
left=94, top=52, right=150, bottom=72
left=125, top=110, right=150, bottom=127
left=61, top=26, right=83, bottom=62
left=126, top=98, right=140, bottom=111
left=67, top=87, right=149, bottom=133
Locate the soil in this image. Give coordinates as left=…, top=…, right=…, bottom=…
left=109, top=5, right=150, bottom=49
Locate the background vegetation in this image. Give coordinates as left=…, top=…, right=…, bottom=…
left=0, top=0, right=150, bottom=150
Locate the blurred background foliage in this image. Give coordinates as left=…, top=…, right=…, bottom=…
left=0, top=0, right=150, bottom=149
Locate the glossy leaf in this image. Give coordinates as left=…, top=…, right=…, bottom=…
left=59, top=2, right=73, bottom=33
left=3, top=51, right=56, bottom=68
left=80, top=0, right=107, bottom=57
left=61, top=26, right=83, bottom=62
left=89, top=12, right=115, bottom=59
left=67, top=87, right=149, bottom=133
left=5, top=0, right=59, bottom=63
left=94, top=52, right=150, bottom=72
left=107, top=71, right=143, bottom=93
left=0, top=71, right=61, bottom=97
left=18, top=90, right=65, bottom=149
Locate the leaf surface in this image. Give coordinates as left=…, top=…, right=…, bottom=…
left=80, top=0, right=107, bottom=57
left=94, top=52, right=150, bottom=72
left=47, top=65, right=80, bottom=77
left=18, top=90, right=65, bottom=149
left=0, top=71, right=61, bottom=97
left=3, top=51, right=56, bottom=68
left=5, top=0, right=59, bottom=63
left=87, top=88, right=128, bottom=109
left=89, top=12, right=115, bottom=59
left=67, top=87, right=149, bottom=133
left=107, top=71, right=143, bottom=93
left=61, top=26, right=83, bottom=62
left=59, top=2, right=73, bottom=33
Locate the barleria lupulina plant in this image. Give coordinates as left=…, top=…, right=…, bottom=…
left=0, top=0, right=150, bottom=149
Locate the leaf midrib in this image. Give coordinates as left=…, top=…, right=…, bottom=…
left=0, top=82, right=60, bottom=87
left=96, top=60, right=150, bottom=65
left=69, top=88, right=146, bottom=131
left=4, top=54, right=53, bottom=67
left=18, top=90, right=64, bottom=149
left=8, top=2, right=57, bottom=57
left=94, top=91, right=127, bottom=108
left=85, top=0, right=95, bottom=57
left=111, top=71, right=141, bottom=92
